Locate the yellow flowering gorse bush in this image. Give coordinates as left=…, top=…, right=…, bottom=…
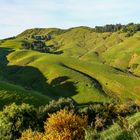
left=20, top=109, right=88, bottom=140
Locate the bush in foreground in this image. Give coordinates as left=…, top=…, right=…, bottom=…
left=20, top=109, right=88, bottom=140
left=1, top=98, right=140, bottom=139
left=0, top=103, right=38, bottom=140
left=38, top=97, right=77, bottom=131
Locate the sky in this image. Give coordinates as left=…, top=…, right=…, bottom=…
left=0, top=0, right=140, bottom=39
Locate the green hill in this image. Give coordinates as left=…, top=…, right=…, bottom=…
left=0, top=80, right=50, bottom=110
left=1, top=24, right=140, bottom=109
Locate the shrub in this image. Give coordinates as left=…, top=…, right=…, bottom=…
left=20, top=109, right=88, bottom=140
left=116, top=101, right=140, bottom=116
left=78, top=103, right=105, bottom=124
left=116, top=104, right=130, bottom=116
left=44, top=109, right=88, bottom=140
left=38, top=98, right=77, bottom=131
left=94, top=116, right=105, bottom=131
left=78, top=103, right=118, bottom=128
left=39, top=97, right=76, bottom=113
left=0, top=103, right=38, bottom=140
left=20, top=129, right=43, bottom=140
left=78, top=102, right=140, bottom=130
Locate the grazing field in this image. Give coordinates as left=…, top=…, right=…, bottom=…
left=1, top=26, right=140, bottom=109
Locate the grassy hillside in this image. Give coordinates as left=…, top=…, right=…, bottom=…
left=102, top=32, right=140, bottom=75
left=1, top=26, right=140, bottom=108
left=0, top=80, right=50, bottom=110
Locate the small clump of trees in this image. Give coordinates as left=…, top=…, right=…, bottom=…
left=31, top=35, right=51, bottom=41
left=95, top=24, right=123, bottom=32
left=22, top=40, right=60, bottom=53
left=94, top=23, right=140, bottom=36
left=22, top=40, right=49, bottom=53
left=21, top=33, right=60, bottom=53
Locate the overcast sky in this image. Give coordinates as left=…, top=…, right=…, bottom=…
left=0, top=0, right=140, bottom=39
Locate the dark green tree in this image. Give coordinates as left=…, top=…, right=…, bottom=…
left=0, top=103, right=38, bottom=140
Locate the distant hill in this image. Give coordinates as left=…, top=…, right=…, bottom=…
left=1, top=23, right=140, bottom=109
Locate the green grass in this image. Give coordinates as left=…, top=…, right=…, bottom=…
left=0, top=80, right=50, bottom=110
left=102, top=32, right=140, bottom=75
left=6, top=50, right=110, bottom=103
left=0, top=38, right=23, bottom=49
left=5, top=49, right=140, bottom=104
left=1, top=27, right=140, bottom=107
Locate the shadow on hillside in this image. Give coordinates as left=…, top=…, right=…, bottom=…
left=0, top=47, right=78, bottom=98
left=0, top=48, right=13, bottom=65
left=3, top=65, right=51, bottom=94
left=50, top=76, right=78, bottom=97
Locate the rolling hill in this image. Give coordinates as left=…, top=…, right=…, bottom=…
left=1, top=24, right=140, bottom=109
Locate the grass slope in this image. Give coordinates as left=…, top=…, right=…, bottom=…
left=0, top=80, right=50, bottom=110
left=1, top=26, right=140, bottom=107
left=102, top=32, right=140, bottom=76
left=6, top=49, right=140, bottom=104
